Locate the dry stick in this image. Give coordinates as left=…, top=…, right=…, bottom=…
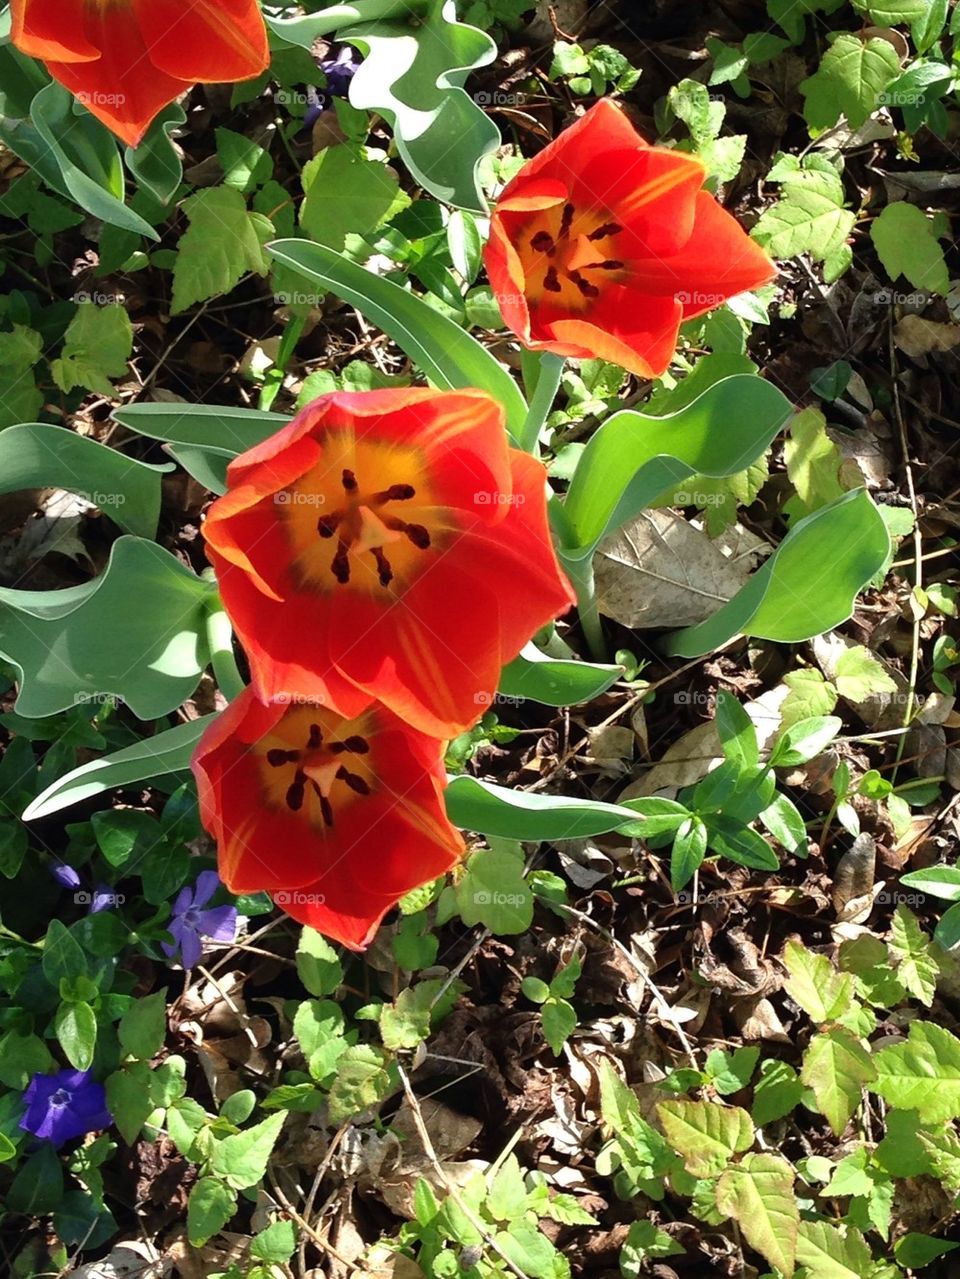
left=194, top=963, right=260, bottom=1051
left=543, top=900, right=698, bottom=1069
left=297, top=1119, right=354, bottom=1277
left=888, top=318, right=924, bottom=785
left=396, top=1063, right=534, bottom=1279
left=267, top=1171, right=362, bottom=1276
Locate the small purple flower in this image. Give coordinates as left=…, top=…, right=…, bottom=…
left=319, top=46, right=360, bottom=98
left=161, top=870, right=237, bottom=969
left=90, top=884, right=117, bottom=914
left=19, top=1069, right=113, bottom=1148
left=303, top=46, right=361, bottom=124
left=50, top=862, right=81, bottom=890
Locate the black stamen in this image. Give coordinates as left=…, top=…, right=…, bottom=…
left=587, top=222, right=622, bottom=241
left=267, top=748, right=300, bottom=767
left=341, top=469, right=358, bottom=492
left=558, top=202, right=575, bottom=238
left=337, top=765, right=370, bottom=795
left=331, top=536, right=351, bottom=584
left=568, top=270, right=600, bottom=299
left=404, top=523, right=431, bottom=549
left=371, top=547, right=393, bottom=587
left=286, top=771, right=306, bottom=811
left=319, top=793, right=334, bottom=827
left=317, top=511, right=343, bottom=538
left=307, top=724, right=323, bottom=750
left=543, top=266, right=562, bottom=293
left=585, top=259, right=625, bottom=270
left=373, top=483, right=415, bottom=503
left=331, top=735, right=369, bottom=755
left=530, top=230, right=555, bottom=253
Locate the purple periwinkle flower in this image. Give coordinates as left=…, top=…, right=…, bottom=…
left=90, top=884, right=118, bottom=914
left=50, top=862, right=81, bottom=890
left=303, top=46, right=361, bottom=124
left=161, top=870, right=237, bottom=969
left=19, top=1069, right=113, bottom=1148
left=318, top=46, right=360, bottom=98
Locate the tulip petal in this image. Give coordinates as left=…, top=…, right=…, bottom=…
left=11, top=0, right=100, bottom=62
left=134, top=0, right=269, bottom=83
left=43, top=7, right=193, bottom=147
left=633, top=190, right=777, bottom=318
left=193, top=690, right=463, bottom=951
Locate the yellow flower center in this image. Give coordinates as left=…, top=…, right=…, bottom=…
left=277, top=433, right=454, bottom=595
left=519, top=201, right=627, bottom=312
left=253, top=706, right=375, bottom=829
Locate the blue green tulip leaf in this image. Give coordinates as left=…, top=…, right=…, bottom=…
left=0, top=423, right=169, bottom=538
left=665, top=489, right=890, bottom=657
left=23, top=715, right=215, bottom=821
left=0, top=537, right=214, bottom=719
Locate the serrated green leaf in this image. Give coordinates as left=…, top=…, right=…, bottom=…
left=873, top=1021, right=960, bottom=1122
left=834, top=646, right=898, bottom=703
left=888, top=904, right=939, bottom=1005
left=656, top=1101, right=754, bottom=1178
left=795, top=1220, right=884, bottom=1279
left=51, top=303, right=133, bottom=397
left=172, top=186, right=270, bottom=314
left=802, top=1028, right=876, bottom=1136
left=753, top=169, right=855, bottom=263
left=301, top=145, right=405, bottom=250
left=716, top=1152, right=798, bottom=1277
left=871, top=202, right=949, bottom=296
left=187, top=1176, right=237, bottom=1246
left=801, top=34, right=900, bottom=131
left=783, top=940, right=855, bottom=1023
left=327, top=1044, right=392, bottom=1123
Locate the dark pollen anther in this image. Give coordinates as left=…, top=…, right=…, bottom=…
left=543, top=266, right=562, bottom=293
left=588, top=222, right=622, bottom=240
left=341, top=469, right=358, bottom=492
left=558, top=202, right=576, bottom=238
left=530, top=230, right=555, bottom=253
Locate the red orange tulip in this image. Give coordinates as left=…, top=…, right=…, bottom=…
left=192, top=687, right=464, bottom=950
left=11, top=0, right=269, bottom=147
left=485, top=99, right=776, bottom=378
left=203, top=388, right=575, bottom=737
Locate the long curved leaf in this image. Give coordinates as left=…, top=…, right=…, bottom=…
left=0, top=423, right=169, bottom=538
left=268, top=239, right=527, bottom=438
left=23, top=716, right=215, bottom=821
left=665, top=489, right=890, bottom=657
left=444, top=775, right=643, bottom=840
left=562, top=375, right=794, bottom=558
left=0, top=537, right=213, bottom=718
left=268, top=0, right=498, bottom=210
left=498, top=643, right=624, bottom=706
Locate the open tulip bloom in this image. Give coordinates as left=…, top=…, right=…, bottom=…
left=484, top=99, right=776, bottom=379
left=203, top=387, right=575, bottom=738
left=11, top=0, right=269, bottom=147
left=192, top=686, right=465, bottom=949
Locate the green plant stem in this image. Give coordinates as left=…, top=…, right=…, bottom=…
left=519, top=353, right=565, bottom=454
left=204, top=595, right=245, bottom=702
left=0, top=923, right=41, bottom=949
left=561, top=552, right=607, bottom=661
